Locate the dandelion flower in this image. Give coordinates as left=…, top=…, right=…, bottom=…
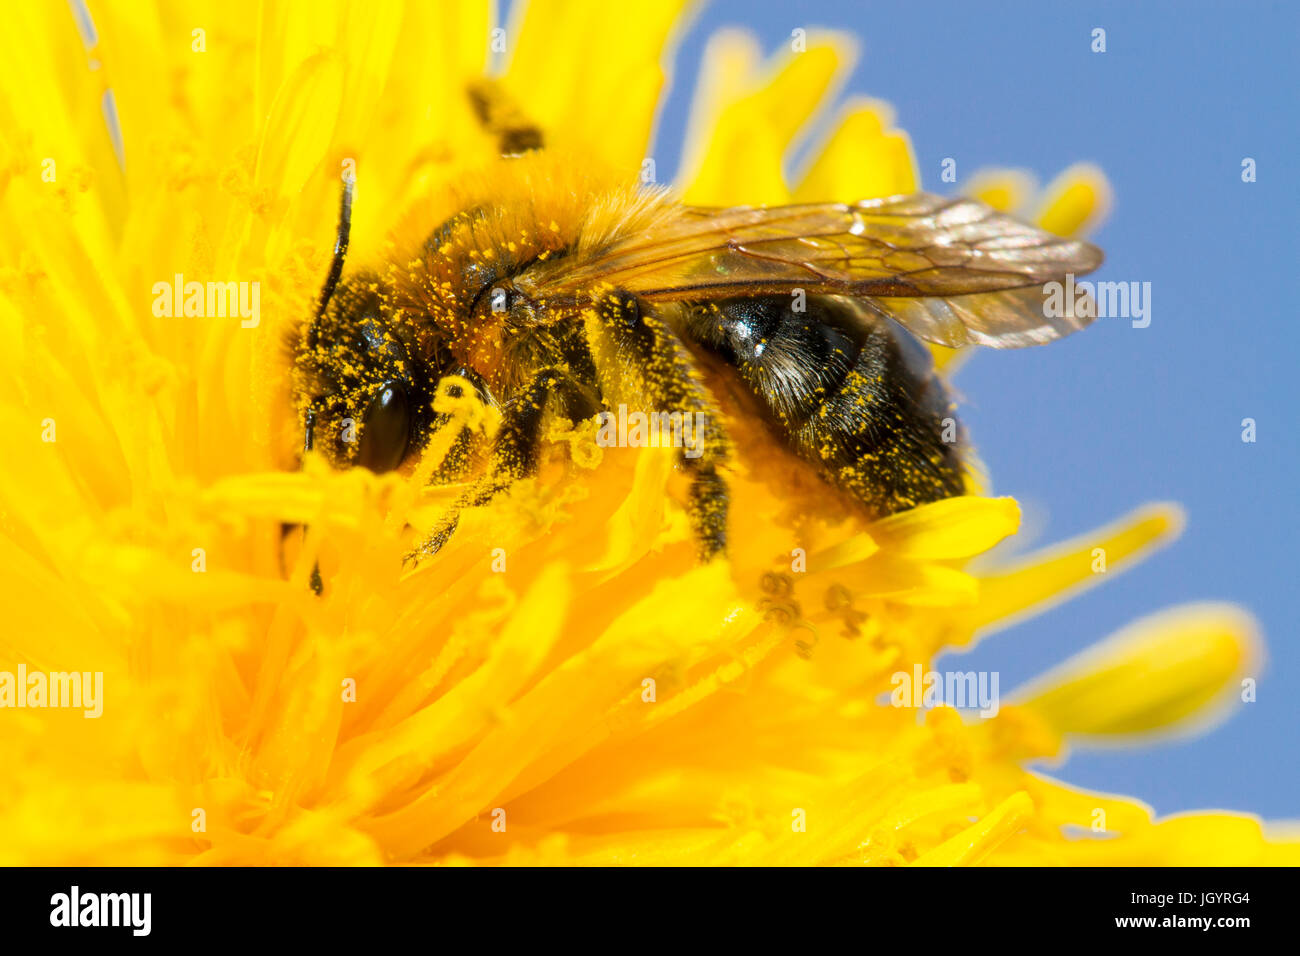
left=0, top=0, right=1295, bottom=867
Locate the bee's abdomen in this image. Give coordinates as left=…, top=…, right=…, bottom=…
left=683, top=296, right=966, bottom=516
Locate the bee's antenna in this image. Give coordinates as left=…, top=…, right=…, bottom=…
left=315, top=175, right=354, bottom=322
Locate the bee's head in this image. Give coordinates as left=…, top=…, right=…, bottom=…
left=290, top=275, right=433, bottom=474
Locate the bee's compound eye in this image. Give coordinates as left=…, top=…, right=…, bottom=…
left=357, top=383, right=411, bottom=473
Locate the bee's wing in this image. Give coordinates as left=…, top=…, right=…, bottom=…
left=541, top=193, right=1103, bottom=348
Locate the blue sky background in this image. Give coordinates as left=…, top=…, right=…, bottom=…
left=643, top=0, right=1299, bottom=819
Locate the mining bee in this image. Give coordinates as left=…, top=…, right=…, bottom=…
left=288, top=83, right=1102, bottom=568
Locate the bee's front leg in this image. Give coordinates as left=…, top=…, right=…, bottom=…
left=403, top=367, right=575, bottom=566
left=583, top=293, right=731, bottom=561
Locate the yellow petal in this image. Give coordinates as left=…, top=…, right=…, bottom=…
left=966, top=503, right=1184, bottom=636
left=928, top=344, right=967, bottom=373
left=504, top=0, right=690, bottom=174
left=868, top=495, right=1020, bottom=562
left=963, top=167, right=1038, bottom=215
left=794, top=98, right=918, bottom=201
left=1033, top=162, right=1112, bottom=238
left=675, top=28, right=762, bottom=187
left=1132, top=815, right=1300, bottom=866
left=254, top=51, right=344, bottom=207
left=911, top=790, right=1034, bottom=866
left=681, top=32, right=855, bottom=204
left=1015, top=603, right=1260, bottom=741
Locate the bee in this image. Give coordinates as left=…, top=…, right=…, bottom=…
left=289, top=83, right=1102, bottom=567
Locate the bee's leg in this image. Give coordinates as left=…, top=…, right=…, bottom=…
left=403, top=368, right=583, bottom=566
left=684, top=455, right=729, bottom=561
left=584, top=294, right=731, bottom=561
